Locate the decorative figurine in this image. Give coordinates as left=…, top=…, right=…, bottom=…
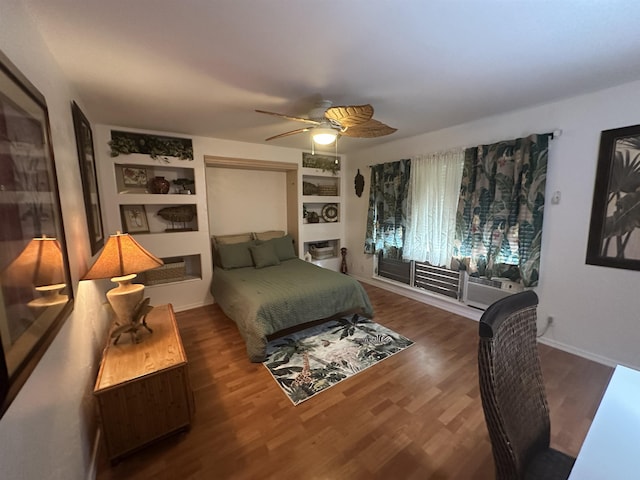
left=354, top=169, right=365, bottom=197
left=158, top=205, right=196, bottom=231
left=111, top=297, right=154, bottom=344
left=341, top=247, right=348, bottom=274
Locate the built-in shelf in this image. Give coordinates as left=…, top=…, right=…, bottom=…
left=304, top=202, right=340, bottom=224
left=302, top=172, right=340, bottom=197
left=119, top=203, right=198, bottom=234
left=299, top=163, right=343, bottom=272
left=115, top=163, right=195, bottom=195
left=138, top=254, right=202, bottom=287
left=96, top=126, right=213, bottom=310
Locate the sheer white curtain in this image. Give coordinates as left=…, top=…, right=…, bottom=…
left=403, top=149, right=464, bottom=267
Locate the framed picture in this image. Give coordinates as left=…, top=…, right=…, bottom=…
left=302, top=152, right=341, bottom=173
left=0, top=51, right=73, bottom=418
left=114, top=165, right=149, bottom=194
left=72, top=101, right=104, bottom=256
left=120, top=205, right=150, bottom=233
left=586, top=124, right=640, bottom=270
left=121, top=166, right=148, bottom=187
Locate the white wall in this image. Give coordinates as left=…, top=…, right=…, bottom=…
left=0, top=1, right=112, bottom=479
left=93, top=126, right=304, bottom=311
left=206, top=168, right=287, bottom=236
left=346, top=79, right=640, bottom=369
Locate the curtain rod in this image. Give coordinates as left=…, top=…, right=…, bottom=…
left=367, top=130, right=562, bottom=167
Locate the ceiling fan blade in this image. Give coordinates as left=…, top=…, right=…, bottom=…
left=256, top=109, right=320, bottom=126
left=265, top=127, right=311, bottom=141
left=340, top=119, right=397, bottom=138
left=324, top=104, right=374, bottom=127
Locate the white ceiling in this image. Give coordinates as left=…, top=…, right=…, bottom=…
left=22, top=0, right=640, bottom=153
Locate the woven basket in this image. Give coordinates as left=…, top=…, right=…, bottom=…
left=310, top=246, right=334, bottom=260
left=318, top=184, right=338, bottom=196
left=303, top=181, right=319, bottom=195
left=144, top=261, right=186, bottom=285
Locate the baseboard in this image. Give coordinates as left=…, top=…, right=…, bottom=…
left=353, top=273, right=483, bottom=322
left=87, top=428, right=101, bottom=480
left=537, top=337, right=617, bottom=368
left=353, top=273, right=614, bottom=369
left=172, top=299, right=214, bottom=313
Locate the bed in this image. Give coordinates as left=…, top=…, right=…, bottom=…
left=210, top=232, right=374, bottom=362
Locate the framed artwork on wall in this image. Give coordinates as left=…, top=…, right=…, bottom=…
left=72, top=101, right=104, bottom=256
left=121, top=167, right=148, bottom=187
left=114, top=165, right=149, bottom=194
left=0, top=51, right=73, bottom=418
left=120, top=205, right=150, bottom=233
left=586, top=124, right=640, bottom=270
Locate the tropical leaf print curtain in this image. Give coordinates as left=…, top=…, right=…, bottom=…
left=453, top=134, right=550, bottom=287
left=364, top=159, right=411, bottom=259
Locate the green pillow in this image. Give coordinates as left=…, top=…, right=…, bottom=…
left=217, top=241, right=255, bottom=269
left=250, top=243, right=281, bottom=269
left=266, top=235, right=297, bottom=261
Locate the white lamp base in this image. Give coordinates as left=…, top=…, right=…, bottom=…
left=27, top=283, right=69, bottom=315
left=107, top=274, right=144, bottom=325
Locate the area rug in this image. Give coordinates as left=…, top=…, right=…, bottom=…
left=263, top=314, right=414, bottom=405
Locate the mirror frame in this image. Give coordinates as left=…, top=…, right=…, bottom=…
left=0, top=51, right=73, bottom=418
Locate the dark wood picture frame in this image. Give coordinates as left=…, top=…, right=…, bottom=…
left=586, top=124, right=640, bottom=270
left=72, top=101, right=104, bottom=255
left=120, top=205, right=150, bottom=233
left=0, top=51, right=73, bottom=418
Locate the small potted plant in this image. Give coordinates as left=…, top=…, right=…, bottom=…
left=172, top=178, right=195, bottom=194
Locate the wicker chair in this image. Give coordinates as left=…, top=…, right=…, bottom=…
left=478, top=290, right=575, bottom=480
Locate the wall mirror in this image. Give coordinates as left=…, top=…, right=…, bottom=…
left=0, top=51, right=73, bottom=417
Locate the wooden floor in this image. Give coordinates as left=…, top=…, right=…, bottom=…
left=96, top=283, right=612, bottom=479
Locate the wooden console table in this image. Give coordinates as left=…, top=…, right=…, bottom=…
left=94, top=304, right=194, bottom=463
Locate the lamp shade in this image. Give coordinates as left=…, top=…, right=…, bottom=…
left=312, top=127, right=338, bottom=145
left=83, top=232, right=163, bottom=280
left=1, top=236, right=65, bottom=287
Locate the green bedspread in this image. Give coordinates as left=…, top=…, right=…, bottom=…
left=211, top=258, right=374, bottom=362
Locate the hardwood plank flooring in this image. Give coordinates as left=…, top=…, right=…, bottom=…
left=95, top=283, right=612, bottom=479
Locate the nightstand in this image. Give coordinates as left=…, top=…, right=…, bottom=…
left=94, top=304, right=194, bottom=463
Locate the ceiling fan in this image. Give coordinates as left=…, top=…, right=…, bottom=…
left=256, top=100, right=397, bottom=145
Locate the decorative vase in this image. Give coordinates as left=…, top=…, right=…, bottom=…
left=149, top=176, right=170, bottom=194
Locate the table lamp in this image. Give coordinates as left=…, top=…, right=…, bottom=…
left=83, top=232, right=163, bottom=337
left=1, top=236, right=68, bottom=309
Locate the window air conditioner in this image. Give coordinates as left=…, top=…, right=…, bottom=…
left=461, top=271, right=523, bottom=310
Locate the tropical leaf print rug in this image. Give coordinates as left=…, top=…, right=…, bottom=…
left=263, top=314, right=414, bottom=405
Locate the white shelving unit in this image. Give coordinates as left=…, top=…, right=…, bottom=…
left=299, top=166, right=344, bottom=271
left=94, top=126, right=212, bottom=311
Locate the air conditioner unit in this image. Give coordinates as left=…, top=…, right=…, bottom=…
left=461, top=271, right=523, bottom=310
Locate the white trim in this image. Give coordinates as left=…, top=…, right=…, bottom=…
left=204, top=155, right=298, bottom=171
left=87, top=428, right=101, bottom=480
left=537, top=337, right=617, bottom=368
left=352, top=273, right=483, bottom=322
left=354, top=273, right=614, bottom=369
left=172, top=299, right=213, bottom=313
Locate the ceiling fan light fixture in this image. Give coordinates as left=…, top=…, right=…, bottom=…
left=312, top=128, right=337, bottom=145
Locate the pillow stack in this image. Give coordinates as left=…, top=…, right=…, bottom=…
left=212, top=231, right=297, bottom=269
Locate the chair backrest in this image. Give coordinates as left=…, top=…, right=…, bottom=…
left=478, top=290, right=550, bottom=480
